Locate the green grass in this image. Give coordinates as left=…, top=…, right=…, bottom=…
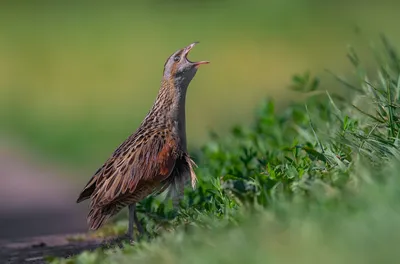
left=47, top=36, right=400, bottom=263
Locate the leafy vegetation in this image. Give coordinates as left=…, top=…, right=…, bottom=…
left=49, top=37, right=400, bottom=264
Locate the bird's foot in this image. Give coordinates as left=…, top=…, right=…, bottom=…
left=100, top=233, right=136, bottom=249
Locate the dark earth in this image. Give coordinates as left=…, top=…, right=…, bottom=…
left=0, top=234, right=103, bottom=264
left=0, top=142, right=102, bottom=263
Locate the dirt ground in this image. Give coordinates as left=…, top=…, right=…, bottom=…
left=0, top=141, right=98, bottom=262
left=0, top=142, right=90, bottom=239
left=0, top=234, right=103, bottom=263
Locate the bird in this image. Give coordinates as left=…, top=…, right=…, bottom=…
left=76, top=42, right=209, bottom=243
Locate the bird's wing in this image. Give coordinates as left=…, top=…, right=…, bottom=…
left=77, top=128, right=179, bottom=207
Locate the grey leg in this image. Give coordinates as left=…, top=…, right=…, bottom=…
left=127, top=204, right=136, bottom=242
left=100, top=204, right=140, bottom=248
left=172, top=196, right=180, bottom=210
left=172, top=183, right=184, bottom=209
left=132, top=204, right=144, bottom=236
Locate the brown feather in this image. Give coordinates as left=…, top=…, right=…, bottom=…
left=79, top=131, right=179, bottom=229
left=77, top=42, right=206, bottom=230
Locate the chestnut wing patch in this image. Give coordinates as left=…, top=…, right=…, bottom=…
left=156, top=138, right=177, bottom=178
left=87, top=135, right=178, bottom=208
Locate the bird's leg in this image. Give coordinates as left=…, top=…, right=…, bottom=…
left=132, top=204, right=145, bottom=236
left=172, top=182, right=185, bottom=210
left=127, top=203, right=136, bottom=243
left=100, top=206, right=136, bottom=248
left=172, top=196, right=180, bottom=210
left=99, top=205, right=137, bottom=249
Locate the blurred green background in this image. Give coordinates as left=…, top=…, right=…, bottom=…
left=1, top=0, right=400, bottom=239
left=2, top=0, right=400, bottom=167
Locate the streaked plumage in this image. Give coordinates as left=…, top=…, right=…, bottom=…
left=76, top=42, right=209, bottom=241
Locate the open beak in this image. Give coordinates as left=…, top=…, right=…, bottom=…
left=183, top=42, right=210, bottom=67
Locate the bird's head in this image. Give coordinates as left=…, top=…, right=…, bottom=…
left=163, top=42, right=209, bottom=87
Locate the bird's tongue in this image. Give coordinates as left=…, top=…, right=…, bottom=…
left=193, top=61, right=210, bottom=68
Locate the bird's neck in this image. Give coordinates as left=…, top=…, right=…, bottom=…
left=146, top=78, right=189, bottom=150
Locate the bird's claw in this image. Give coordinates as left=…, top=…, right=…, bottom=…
left=100, top=234, right=136, bottom=249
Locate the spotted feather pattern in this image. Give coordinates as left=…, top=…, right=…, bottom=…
left=77, top=97, right=196, bottom=230
left=76, top=44, right=201, bottom=230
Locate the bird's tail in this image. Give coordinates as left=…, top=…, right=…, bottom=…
left=87, top=205, right=117, bottom=230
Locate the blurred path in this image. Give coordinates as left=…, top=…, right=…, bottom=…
left=0, top=142, right=88, bottom=240
left=0, top=233, right=103, bottom=263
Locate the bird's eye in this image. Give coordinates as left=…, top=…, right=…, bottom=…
left=173, top=56, right=180, bottom=62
